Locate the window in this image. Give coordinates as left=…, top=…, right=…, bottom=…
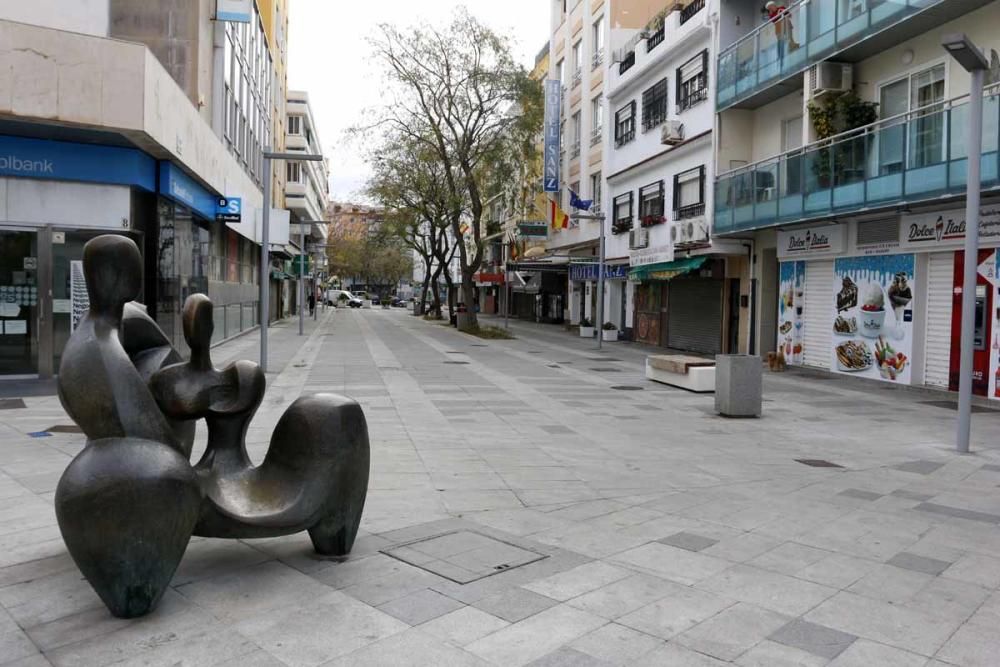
left=557, top=59, right=565, bottom=86
left=569, top=181, right=580, bottom=223
left=592, top=16, right=605, bottom=68
left=287, top=162, right=302, bottom=183
left=612, top=192, right=633, bottom=234
left=639, top=181, right=664, bottom=219
left=571, top=111, right=582, bottom=158
left=591, top=94, right=603, bottom=139
left=614, top=102, right=636, bottom=147
left=590, top=172, right=603, bottom=212
left=288, top=116, right=301, bottom=135
left=673, top=166, right=706, bottom=218
left=676, top=50, right=709, bottom=112
left=878, top=64, right=946, bottom=175
left=619, top=50, right=635, bottom=75
left=642, top=79, right=669, bottom=131
left=572, top=41, right=582, bottom=73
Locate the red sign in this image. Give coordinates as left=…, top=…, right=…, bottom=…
left=475, top=272, right=505, bottom=284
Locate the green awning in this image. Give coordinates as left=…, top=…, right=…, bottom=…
left=628, top=256, right=707, bottom=282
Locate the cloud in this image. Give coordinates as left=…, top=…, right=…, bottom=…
left=287, top=0, right=548, bottom=204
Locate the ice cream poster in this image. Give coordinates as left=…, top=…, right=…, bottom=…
left=832, top=254, right=915, bottom=384
left=778, top=261, right=805, bottom=365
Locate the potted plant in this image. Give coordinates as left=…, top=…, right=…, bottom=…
left=579, top=317, right=595, bottom=338
left=602, top=321, right=619, bottom=341
left=612, top=219, right=633, bottom=235
left=640, top=214, right=665, bottom=228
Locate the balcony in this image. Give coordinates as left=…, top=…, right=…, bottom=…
left=591, top=127, right=602, bottom=147
left=717, top=0, right=988, bottom=111
left=571, top=142, right=581, bottom=159
left=572, top=70, right=582, bottom=89
left=714, top=90, right=1000, bottom=235
left=680, top=0, right=706, bottom=24
left=645, top=26, right=665, bottom=53
left=592, top=50, right=604, bottom=70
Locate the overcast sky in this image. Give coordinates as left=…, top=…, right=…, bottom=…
left=287, top=1, right=549, bottom=204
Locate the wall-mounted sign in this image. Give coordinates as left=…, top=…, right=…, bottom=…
left=0, top=135, right=155, bottom=192
left=159, top=162, right=219, bottom=221
left=630, top=244, right=674, bottom=267
left=518, top=222, right=549, bottom=238
left=216, top=197, right=242, bottom=223
left=216, top=0, right=252, bottom=22
left=901, top=207, right=1000, bottom=249
left=543, top=80, right=561, bottom=193
left=569, top=263, right=628, bottom=282
left=777, top=225, right=846, bottom=258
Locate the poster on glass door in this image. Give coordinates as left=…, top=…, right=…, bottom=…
left=831, top=255, right=915, bottom=383
left=778, top=261, right=805, bottom=365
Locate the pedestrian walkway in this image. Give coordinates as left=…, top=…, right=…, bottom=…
left=2, top=307, right=1000, bottom=665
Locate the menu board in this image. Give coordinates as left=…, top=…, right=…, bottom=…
left=831, top=254, right=915, bottom=384
left=777, top=261, right=805, bottom=365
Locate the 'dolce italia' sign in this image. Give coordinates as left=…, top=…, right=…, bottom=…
left=901, top=207, right=1000, bottom=248
left=776, top=225, right=846, bottom=259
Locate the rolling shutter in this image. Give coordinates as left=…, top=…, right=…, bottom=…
left=803, top=260, right=834, bottom=368
left=924, top=252, right=954, bottom=388
left=667, top=279, right=723, bottom=353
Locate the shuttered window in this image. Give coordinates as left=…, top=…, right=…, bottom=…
left=803, top=260, right=834, bottom=368
left=925, top=252, right=954, bottom=387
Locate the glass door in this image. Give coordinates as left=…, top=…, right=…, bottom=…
left=0, top=231, right=39, bottom=376
left=909, top=65, right=946, bottom=169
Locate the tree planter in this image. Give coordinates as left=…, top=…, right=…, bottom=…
left=602, top=329, right=619, bottom=342
left=579, top=326, right=595, bottom=338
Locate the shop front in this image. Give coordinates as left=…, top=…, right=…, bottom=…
left=569, top=262, right=628, bottom=330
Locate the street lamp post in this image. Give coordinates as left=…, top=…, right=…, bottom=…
left=294, top=220, right=328, bottom=336
left=260, top=149, right=324, bottom=372
left=942, top=34, right=989, bottom=454
left=571, top=210, right=607, bottom=350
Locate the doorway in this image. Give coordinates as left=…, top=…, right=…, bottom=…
left=0, top=231, right=39, bottom=376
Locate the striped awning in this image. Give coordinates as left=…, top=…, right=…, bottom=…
left=628, top=256, right=706, bottom=282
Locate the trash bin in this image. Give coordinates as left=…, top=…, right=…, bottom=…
left=715, top=355, right=762, bottom=418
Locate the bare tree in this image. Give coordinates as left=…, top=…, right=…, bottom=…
left=368, top=7, right=543, bottom=328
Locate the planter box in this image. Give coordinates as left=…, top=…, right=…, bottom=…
left=579, top=326, right=595, bottom=338
left=714, top=354, right=762, bottom=417
left=602, top=329, right=619, bottom=341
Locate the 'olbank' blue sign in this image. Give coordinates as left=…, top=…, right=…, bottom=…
left=159, top=162, right=219, bottom=220
left=0, top=135, right=155, bottom=191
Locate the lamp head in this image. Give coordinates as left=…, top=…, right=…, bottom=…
left=942, top=33, right=989, bottom=72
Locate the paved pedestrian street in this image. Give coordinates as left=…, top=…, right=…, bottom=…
left=5, top=309, right=1000, bottom=666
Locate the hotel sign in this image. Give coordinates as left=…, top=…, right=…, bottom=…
left=543, top=80, right=561, bottom=192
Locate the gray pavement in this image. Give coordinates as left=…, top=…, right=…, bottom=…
left=3, top=307, right=1000, bottom=666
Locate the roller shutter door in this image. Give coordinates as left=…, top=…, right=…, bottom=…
left=803, top=260, right=833, bottom=368
left=924, top=252, right=954, bottom=388
left=667, top=279, right=723, bottom=353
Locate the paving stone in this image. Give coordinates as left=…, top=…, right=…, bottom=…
left=837, top=489, right=884, bottom=501
left=565, top=573, right=677, bottom=620
left=465, top=605, right=606, bottom=666
left=657, top=532, right=719, bottom=552
left=472, top=587, right=558, bottom=623
left=769, top=618, right=857, bottom=660
left=418, top=606, right=509, bottom=646
left=675, top=602, right=789, bottom=661
left=892, top=460, right=946, bottom=475
left=569, top=622, right=663, bottom=665
left=827, top=639, right=927, bottom=667
left=890, top=489, right=935, bottom=501
left=323, top=628, right=491, bottom=666
left=617, top=584, right=733, bottom=640
left=610, top=542, right=731, bottom=585
left=697, top=564, right=837, bottom=616
left=522, top=561, right=632, bottom=601
left=631, top=642, right=730, bottom=666
left=735, top=640, right=827, bottom=667
left=914, top=502, right=1000, bottom=524
left=886, top=551, right=952, bottom=576
left=526, top=647, right=611, bottom=666
left=377, top=588, right=466, bottom=625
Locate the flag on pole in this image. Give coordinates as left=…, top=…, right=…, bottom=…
left=570, top=190, right=593, bottom=211
left=549, top=198, right=570, bottom=230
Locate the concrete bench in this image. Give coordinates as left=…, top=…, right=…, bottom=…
left=646, top=354, right=716, bottom=392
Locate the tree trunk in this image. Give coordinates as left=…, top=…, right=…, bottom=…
left=460, top=271, right=478, bottom=329
left=418, top=272, right=431, bottom=315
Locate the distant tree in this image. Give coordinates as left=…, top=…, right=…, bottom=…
left=368, top=7, right=543, bottom=329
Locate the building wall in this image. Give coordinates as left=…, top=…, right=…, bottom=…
left=0, top=0, right=109, bottom=37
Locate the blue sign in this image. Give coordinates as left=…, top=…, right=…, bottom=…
left=216, top=197, right=242, bottom=222
left=543, top=79, right=561, bottom=193
left=216, top=0, right=252, bottom=22
left=570, top=263, right=628, bottom=281
left=0, top=135, right=155, bottom=192
left=159, top=162, right=219, bottom=221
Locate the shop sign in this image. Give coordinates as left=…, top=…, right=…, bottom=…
left=0, top=135, right=155, bottom=192
left=518, top=222, right=549, bottom=237
left=216, top=197, right=242, bottom=223
left=979, top=252, right=999, bottom=287
left=570, top=263, right=628, bottom=281
left=474, top=272, right=505, bottom=285
left=901, top=207, right=1000, bottom=249
left=159, top=162, right=219, bottom=221
left=543, top=80, right=561, bottom=192
left=776, top=225, right=845, bottom=258
left=830, top=254, right=915, bottom=385
left=630, top=244, right=674, bottom=267
left=216, top=0, right=252, bottom=22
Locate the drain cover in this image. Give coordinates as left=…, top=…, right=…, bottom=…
left=795, top=459, right=845, bottom=468
left=383, top=530, right=547, bottom=584
left=611, top=386, right=644, bottom=391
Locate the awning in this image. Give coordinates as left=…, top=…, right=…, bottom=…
left=629, top=256, right=707, bottom=282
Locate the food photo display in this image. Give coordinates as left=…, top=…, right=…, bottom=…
left=778, top=261, right=806, bottom=365
left=831, top=255, right=915, bottom=384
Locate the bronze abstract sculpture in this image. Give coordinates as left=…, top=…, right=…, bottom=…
left=55, top=235, right=370, bottom=618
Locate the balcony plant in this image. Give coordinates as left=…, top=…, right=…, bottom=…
left=579, top=317, right=595, bottom=338
left=640, top=214, right=665, bottom=228
left=612, top=219, right=633, bottom=235
left=807, top=92, right=879, bottom=188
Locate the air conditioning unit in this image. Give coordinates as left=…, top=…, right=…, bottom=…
left=629, top=227, right=649, bottom=250
left=674, top=219, right=710, bottom=245
left=661, top=121, right=684, bottom=146
left=808, top=62, right=853, bottom=99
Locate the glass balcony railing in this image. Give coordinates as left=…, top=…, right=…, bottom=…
left=718, top=0, right=941, bottom=110
left=714, top=89, right=1000, bottom=235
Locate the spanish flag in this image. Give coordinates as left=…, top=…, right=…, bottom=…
left=550, top=198, right=570, bottom=230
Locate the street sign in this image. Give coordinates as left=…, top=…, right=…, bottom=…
left=216, top=197, right=242, bottom=223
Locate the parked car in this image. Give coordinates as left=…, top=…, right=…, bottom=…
left=391, top=297, right=407, bottom=307
left=326, top=290, right=363, bottom=308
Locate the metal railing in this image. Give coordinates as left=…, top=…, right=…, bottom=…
left=619, top=51, right=636, bottom=75
left=645, top=27, right=665, bottom=52
left=591, top=127, right=603, bottom=146
left=680, top=0, right=706, bottom=24
left=592, top=50, right=604, bottom=70
left=717, top=0, right=944, bottom=110
left=714, top=87, right=1000, bottom=234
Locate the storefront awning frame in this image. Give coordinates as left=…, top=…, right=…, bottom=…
left=628, top=256, right=707, bottom=282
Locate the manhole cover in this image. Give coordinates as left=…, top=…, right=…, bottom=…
left=0, top=399, right=26, bottom=410
left=444, top=361, right=470, bottom=365
left=611, top=386, right=644, bottom=391
left=382, top=530, right=547, bottom=584
left=921, top=400, right=999, bottom=414
left=45, top=425, right=83, bottom=434
left=795, top=459, right=845, bottom=468
left=589, top=368, right=622, bottom=373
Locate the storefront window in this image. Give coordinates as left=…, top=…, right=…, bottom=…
left=156, top=199, right=209, bottom=351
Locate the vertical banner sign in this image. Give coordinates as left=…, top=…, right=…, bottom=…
left=70, top=260, right=88, bottom=332
left=543, top=80, right=561, bottom=193
left=777, top=261, right=805, bottom=365
left=216, top=0, right=252, bottom=22
left=831, top=254, right=915, bottom=384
